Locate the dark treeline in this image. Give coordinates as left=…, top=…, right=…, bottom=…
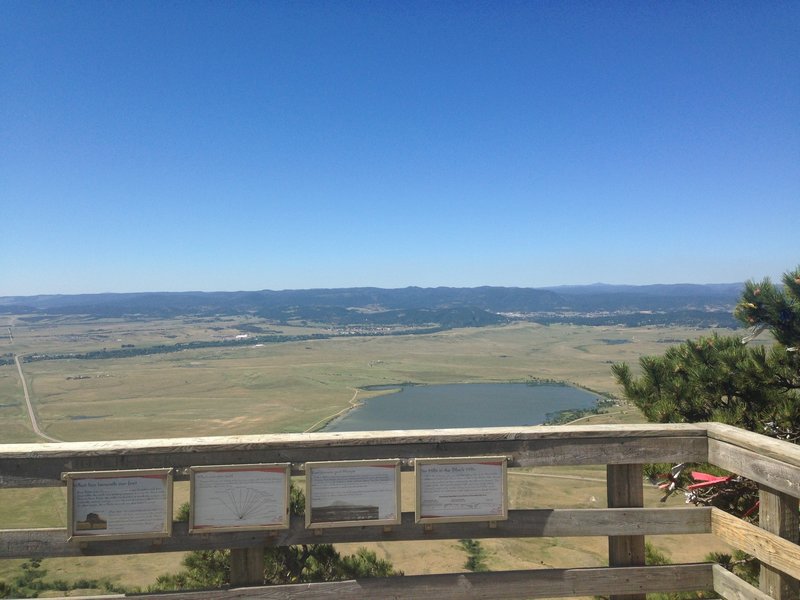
left=532, top=309, right=738, bottom=328
left=21, top=327, right=449, bottom=363
left=1, top=283, right=741, bottom=321
left=22, top=333, right=326, bottom=362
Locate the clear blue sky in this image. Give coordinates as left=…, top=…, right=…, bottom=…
left=2, top=1, right=798, bottom=296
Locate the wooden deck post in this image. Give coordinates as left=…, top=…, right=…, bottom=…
left=759, top=486, right=799, bottom=599
left=607, top=464, right=646, bottom=600
left=230, top=546, right=265, bottom=587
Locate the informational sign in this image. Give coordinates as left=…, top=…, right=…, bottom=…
left=305, top=460, right=401, bottom=528
left=189, top=463, right=291, bottom=533
left=64, top=468, right=173, bottom=541
left=416, top=457, right=508, bottom=524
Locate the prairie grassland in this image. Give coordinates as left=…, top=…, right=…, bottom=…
left=4, top=314, right=326, bottom=356
left=0, top=364, right=33, bottom=443
left=0, top=317, right=735, bottom=594
left=0, top=483, right=191, bottom=590
left=5, top=319, right=727, bottom=442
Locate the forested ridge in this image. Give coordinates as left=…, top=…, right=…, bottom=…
left=1, top=283, right=741, bottom=328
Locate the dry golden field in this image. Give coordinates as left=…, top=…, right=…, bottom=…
left=0, top=315, right=736, bottom=594
left=1, top=317, right=728, bottom=443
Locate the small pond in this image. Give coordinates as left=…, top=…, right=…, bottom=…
left=323, top=382, right=599, bottom=432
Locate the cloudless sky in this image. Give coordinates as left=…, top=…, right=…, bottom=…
left=2, top=1, right=798, bottom=296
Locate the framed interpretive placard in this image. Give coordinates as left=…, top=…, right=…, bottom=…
left=188, top=463, right=291, bottom=533
left=64, top=468, right=173, bottom=541
left=305, top=459, right=401, bottom=529
left=415, top=457, right=508, bottom=524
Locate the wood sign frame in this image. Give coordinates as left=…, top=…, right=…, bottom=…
left=415, top=456, right=508, bottom=524
left=188, top=463, right=291, bottom=533
left=64, top=468, right=173, bottom=542
left=305, top=459, right=401, bottom=529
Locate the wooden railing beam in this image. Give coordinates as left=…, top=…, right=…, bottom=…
left=711, top=508, right=800, bottom=581
left=759, top=486, right=799, bottom=599
left=111, top=564, right=716, bottom=600
left=712, top=564, right=774, bottom=600
left=705, top=423, right=800, bottom=468
left=0, top=425, right=708, bottom=487
left=0, top=423, right=798, bottom=599
left=707, top=438, right=800, bottom=498
left=607, top=463, right=646, bottom=600
left=230, top=546, right=265, bottom=587
left=0, top=508, right=712, bottom=559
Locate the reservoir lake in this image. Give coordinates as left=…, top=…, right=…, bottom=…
left=323, top=383, right=599, bottom=431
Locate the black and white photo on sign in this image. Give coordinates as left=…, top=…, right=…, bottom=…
left=67, top=470, right=172, bottom=540
left=306, top=461, right=400, bottom=527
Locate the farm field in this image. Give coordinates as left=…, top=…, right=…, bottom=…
left=0, top=315, right=738, bottom=595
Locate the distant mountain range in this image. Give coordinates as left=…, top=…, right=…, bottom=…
left=0, top=283, right=744, bottom=328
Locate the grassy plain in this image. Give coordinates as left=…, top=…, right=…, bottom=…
left=0, top=315, right=736, bottom=595
left=3, top=317, right=726, bottom=442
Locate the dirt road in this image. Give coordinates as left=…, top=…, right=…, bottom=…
left=14, top=354, right=61, bottom=442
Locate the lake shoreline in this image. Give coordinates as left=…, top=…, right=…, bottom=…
left=320, top=381, right=600, bottom=433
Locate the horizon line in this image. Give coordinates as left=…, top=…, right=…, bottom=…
left=0, top=281, right=749, bottom=300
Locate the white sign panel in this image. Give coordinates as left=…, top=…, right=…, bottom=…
left=305, top=460, right=401, bottom=528
left=416, top=457, right=508, bottom=523
left=65, top=469, right=173, bottom=541
left=189, top=464, right=290, bottom=532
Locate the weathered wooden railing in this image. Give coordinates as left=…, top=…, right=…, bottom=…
left=1, top=423, right=798, bottom=599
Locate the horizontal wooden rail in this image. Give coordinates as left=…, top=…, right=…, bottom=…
left=0, top=507, right=711, bottom=559
left=707, top=445, right=800, bottom=500
left=0, top=424, right=708, bottom=487
left=712, top=564, right=774, bottom=600
left=711, top=508, right=800, bottom=581
left=706, top=423, right=800, bottom=468
left=108, top=564, right=715, bottom=600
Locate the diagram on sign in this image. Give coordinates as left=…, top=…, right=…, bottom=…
left=218, top=486, right=277, bottom=521
left=189, top=464, right=290, bottom=532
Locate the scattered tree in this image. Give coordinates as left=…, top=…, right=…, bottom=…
left=458, top=538, right=489, bottom=572
left=611, top=265, right=799, bottom=587
left=151, top=484, right=400, bottom=592
left=612, top=266, right=800, bottom=489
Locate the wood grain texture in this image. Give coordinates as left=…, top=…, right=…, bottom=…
left=0, top=424, right=709, bottom=455
left=607, top=464, right=646, bottom=600
left=5, top=424, right=799, bottom=599
left=0, top=508, right=711, bottom=559
left=711, top=507, right=800, bottom=581
left=707, top=438, right=800, bottom=498
left=0, top=425, right=708, bottom=487
left=230, top=546, right=265, bottom=587
left=99, top=564, right=714, bottom=599
left=759, top=486, right=799, bottom=599
left=706, top=422, right=800, bottom=468
left=711, top=564, right=774, bottom=600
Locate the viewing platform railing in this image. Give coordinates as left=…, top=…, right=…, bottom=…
left=1, top=422, right=798, bottom=599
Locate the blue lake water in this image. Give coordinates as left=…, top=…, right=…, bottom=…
left=323, top=383, right=599, bottom=432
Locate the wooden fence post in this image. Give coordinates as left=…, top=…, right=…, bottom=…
left=607, top=464, right=646, bottom=600
left=759, top=486, right=799, bottom=599
left=230, top=546, right=265, bottom=587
